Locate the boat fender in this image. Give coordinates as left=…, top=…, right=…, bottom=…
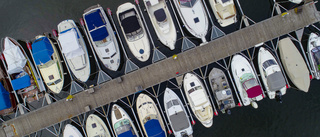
left=214, top=111, right=218, bottom=116
left=251, top=101, right=258, bottom=109
left=52, top=29, right=58, bottom=38
left=79, top=18, right=85, bottom=26
left=135, top=0, right=139, bottom=4
left=237, top=102, right=242, bottom=107
left=191, top=120, right=196, bottom=125
left=168, top=130, right=172, bottom=134
left=107, top=8, right=112, bottom=15
left=310, top=75, right=313, bottom=80
left=26, top=41, right=32, bottom=50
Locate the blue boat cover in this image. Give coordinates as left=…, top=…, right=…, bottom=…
left=0, top=83, right=11, bottom=111
left=32, top=37, right=54, bottom=65
left=90, top=27, right=109, bottom=41
left=118, top=130, right=137, bottom=137
left=84, top=9, right=109, bottom=41
left=144, top=119, right=166, bottom=137
left=11, top=75, right=31, bottom=91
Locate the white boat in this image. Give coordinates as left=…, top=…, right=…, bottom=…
left=173, top=0, right=209, bottom=43
left=307, top=33, right=320, bottom=80
left=279, top=37, right=310, bottom=92
left=117, top=3, right=151, bottom=62
left=183, top=72, right=213, bottom=128
left=231, top=54, right=263, bottom=108
left=208, top=0, right=237, bottom=27
left=143, top=0, right=177, bottom=50
left=63, top=124, right=83, bottom=137
left=289, top=0, right=302, bottom=4
left=1, top=37, right=45, bottom=103
left=208, top=68, right=235, bottom=114
left=258, top=47, right=286, bottom=100
left=136, top=93, right=166, bottom=137
left=86, top=114, right=111, bottom=137
left=163, top=88, right=193, bottom=137
left=111, top=104, right=139, bottom=137
left=31, top=35, right=64, bottom=94
left=57, top=19, right=91, bottom=82
left=83, top=5, right=121, bottom=71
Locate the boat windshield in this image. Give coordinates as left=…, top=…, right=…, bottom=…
left=120, top=9, right=144, bottom=42
left=166, top=99, right=179, bottom=109
left=188, top=85, right=202, bottom=94
left=311, top=46, right=320, bottom=70
left=262, top=59, right=277, bottom=70
left=47, top=79, right=62, bottom=86
left=179, top=0, right=198, bottom=7
left=114, top=119, right=135, bottom=135
left=242, top=78, right=258, bottom=91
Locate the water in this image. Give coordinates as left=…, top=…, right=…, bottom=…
left=1, top=0, right=320, bottom=137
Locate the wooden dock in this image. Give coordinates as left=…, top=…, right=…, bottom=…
left=1, top=2, right=319, bottom=137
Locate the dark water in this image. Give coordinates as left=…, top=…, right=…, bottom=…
left=1, top=0, right=320, bottom=137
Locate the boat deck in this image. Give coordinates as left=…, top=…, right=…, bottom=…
left=1, top=3, right=320, bottom=137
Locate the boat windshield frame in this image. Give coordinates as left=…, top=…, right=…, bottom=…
left=179, top=0, right=199, bottom=8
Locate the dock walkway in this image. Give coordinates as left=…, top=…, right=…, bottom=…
left=1, top=3, right=320, bottom=137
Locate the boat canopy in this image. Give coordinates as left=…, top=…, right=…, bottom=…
left=58, top=28, right=84, bottom=59
left=267, top=71, right=286, bottom=91
left=144, top=119, right=165, bottom=137
left=246, top=85, right=262, bottom=98
left=32, top=37, right=54, bottom=65
left=11, top=74, right=31, bottom=91
left=120, top=9, right=141, bottom=34
left=84, top=9, right=109, bottom=41
left=0, top=83, right=11, bottom=111
left=154, top=9, right=166, bottom=22
left=3, top=38, right=27, bottom=74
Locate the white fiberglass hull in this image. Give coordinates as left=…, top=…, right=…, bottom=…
left=173, top=0, right=208, bottom=43
left=143, top=0, right=177, bottom=50
left=307, top=33, right=320, bottom=80
left=136, top=93, right=167, bottom=137
left=231, top=54, right=263, bottom=106
left=111, top=104, right=139, bottom=137
left=86, top=114, right=111, bottom=137
left=83, top=5, right=121, bottom=71
left=258, top=47, right=286, bottom=99
left=164, top=88, right=193, bottom=137
left=183, top=73, right=213, bottom=128
left=279, top=37, right=310, bottom=92
left=117, top=3, right=151, bottom=62
left=57, top=19, right=91, bottom=82
left=63, top=124, right=83, bottom=137
left=209, top=0, right=237, bottom=27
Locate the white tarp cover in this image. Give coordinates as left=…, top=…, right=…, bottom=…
left=58, top=29, right=84, bottom=59
left=3, top=37, right=27, bottom=74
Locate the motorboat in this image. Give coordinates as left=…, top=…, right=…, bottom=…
left=117, top=3, right=151, bottom=62
left=31, top=35, right=64, bottom=94
left=57, top=19, right=91, bottom=82
left=208, top=0, right=237, bottom=27
left=111, top=104, right=139, bottom=137
left=257, top=47, right=286, bottom=101
left=136, top=93, right=166, bottom=137
left=183, top=72, right=213, bottom=128
left=143, top=0, right=177, bottom=50
left=307, top=33, right=320, bottom=80
left=279, top=37, right=310, bottom=92
left=172, top=0, right=208, bottom=43
left=163, top=88, right=193, bottom=137
left=83, top=4, right=121, bottom=71
left=86, top=114, right=111, bottom=137
left=208, top=68, right=235, bottom=114
left=231, top=54, right=263, bottom=108
left=63, top=124, right=83, bottom=137
left=1, top=37, right=45, bottom=102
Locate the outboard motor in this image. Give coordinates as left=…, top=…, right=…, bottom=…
left=181, top=132, right=188, bottom=137
left=275, top=91, right=283, bottom=103
left=227, top=109, right=231, bottom=115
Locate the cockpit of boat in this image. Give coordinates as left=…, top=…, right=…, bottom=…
left=114, top=119, right=136, bottom=136
left=120, top=9, right=144, bottom=42
left=143, top=114, right=158, bottom=124
left=179, top=0, right=198, bottom=8
left=241, top=78, right=258, bottom=91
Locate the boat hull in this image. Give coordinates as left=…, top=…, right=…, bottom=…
left=307, top=33, right=320, bottom=80
left=111, top=104, right=139, bottom=137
